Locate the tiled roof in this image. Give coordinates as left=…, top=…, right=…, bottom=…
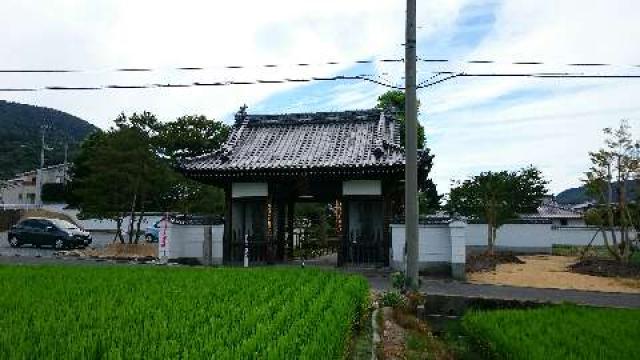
left=181, top=109, right=411, bottom=177
left=521, top=202, right=583, bottom=220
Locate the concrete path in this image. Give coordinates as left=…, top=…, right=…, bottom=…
left=365, top=272, right=640, bottom=308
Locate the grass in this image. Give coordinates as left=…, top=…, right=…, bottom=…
left=346, top=311, right=373, bottom=360
left=390, top=308, right=454, bottom=360
left=0, top=265, right=368, bottom=359
left=463, top=305, right=640, bottom=359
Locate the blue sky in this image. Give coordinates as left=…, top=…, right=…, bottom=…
left=2, top=0, right=640, bottom=194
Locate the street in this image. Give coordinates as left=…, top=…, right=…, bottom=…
left=0, top=230, right=117, bottom=257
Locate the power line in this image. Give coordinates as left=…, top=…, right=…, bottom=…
left=3, top=56, right=640, bottom=80
left=416, top=72, right=640, bottom=89
left=0, top=58, right=405, bottom=74
left=0, top=74, right=405, bottom=92
left=3, top=71, right=640, bottom=92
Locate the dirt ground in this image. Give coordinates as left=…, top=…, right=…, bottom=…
left=379, top=307, right=406, bottom=360
left=468, top=255, right=640, bottom=294
left=58, top=243, right=157, bottom=259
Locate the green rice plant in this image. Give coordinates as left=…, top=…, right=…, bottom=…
left=463, top=305, right=640, bottom=360
left=0, top=265, right=368, bottom=359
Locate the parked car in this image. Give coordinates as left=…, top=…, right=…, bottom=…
left=144, top=220, right=162, bottom=243
left=7, top=217, right=92, bottom=249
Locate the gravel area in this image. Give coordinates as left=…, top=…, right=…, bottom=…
left=468, top=255, right=640, bottom=294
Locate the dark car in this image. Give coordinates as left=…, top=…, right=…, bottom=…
left=7, top=218, right=92, bottom=249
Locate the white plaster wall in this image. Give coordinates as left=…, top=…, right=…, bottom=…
left=466, top=223, right=616, bottom=250
left=165, top=224, right=204, bottom=258
left=390, top=224, right=453, bottom=264
left=342, top=180, right=381, bottom=196
left=164, top=224, right=224, bottom=261
left=466, top=223, right=552, bottom=248
left=550, top=227, right=621, bottom=246
left=1, top=184, right=37, bottom=204
left=232, top=183, right=267, bottom=198
left=390, top=222, right=621, bottom=271
left=212, top=225, right=224, bottom=264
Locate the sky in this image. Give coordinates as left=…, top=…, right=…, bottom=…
left=2, top=0, right=640, bottom=194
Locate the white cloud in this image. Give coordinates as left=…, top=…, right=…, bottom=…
left=419, top=0, right=640, bottom=194
left=0, top=0, right=474, bottom=126
left=2, top=0, right=639, bottom=195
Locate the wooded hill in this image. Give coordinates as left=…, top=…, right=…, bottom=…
left=0, top=100, right=98, bottom=179
left=556, top=180, right=639, bottom=204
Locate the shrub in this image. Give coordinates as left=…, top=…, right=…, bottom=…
left=380, top=291, right=405, bottom=308
left=41, top=183, right=67, bottom=203
left=391, top=271, right=406, bottom=290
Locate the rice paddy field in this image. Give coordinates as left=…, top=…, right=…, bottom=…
left=0, top=265, right=369, bottom=359
left=463, top=305, right=640, bottom=359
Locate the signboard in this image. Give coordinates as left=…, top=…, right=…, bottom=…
left=159, top=213, right=169, bottom=261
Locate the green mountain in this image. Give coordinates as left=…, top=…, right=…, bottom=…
left=555, top=186, right=591, bottom=204
left=556, top=180, right=638, bottom=204
left=0, top=100, right=98, bottom=179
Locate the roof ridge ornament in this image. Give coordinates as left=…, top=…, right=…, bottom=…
left=234, top=104, right=248, bottom=124
left=372, top=111, right=386, bottom=159
left=221, top=104, right=250, bottom=162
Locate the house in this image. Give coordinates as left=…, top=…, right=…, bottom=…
left=0, top=164, right=69, bottom=205
left=179, top=107, right=429, bottom=266
left=520, top=196, right=585, bottom=226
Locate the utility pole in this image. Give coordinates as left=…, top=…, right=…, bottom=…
left=35, top=125, right=47, bottom=206
left=405, top=0, right=419, bottom=287
left=63, top=142, right=68, bottom=184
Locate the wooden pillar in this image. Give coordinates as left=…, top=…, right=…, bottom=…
left=286, top=200, right=295, bottom=259
left=266, top=196, right=273, bottom=264
left=338, top=198, right=348, bottom=266
left=222, top=186, right=232, bottom=264
left=335, top=198, right=344, bottom=266
left=276, top=200, right=286, bottom=261
left=382, top=180, right=392, bottom=267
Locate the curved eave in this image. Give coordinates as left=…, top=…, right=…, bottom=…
left=179, top=163, right=407, bottom=181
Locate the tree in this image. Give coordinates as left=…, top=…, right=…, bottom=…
left=71, top=112, right=231, bottom=242
left=419, top=179, right=442, bottom=215
left=154, top=115, right=230, bottom=160
left=153, top=115, right=231, bottom=215
left=447, top=167, right=548, bottom=254
left=71, top=118, right=172, bottom=243
left=584, top=120, right=639, bottom=263
left=417, top=147, right=442, bottom=215
left=376, top=90, right=440, bottom=213
left=375, top=90, right=425, bottom=149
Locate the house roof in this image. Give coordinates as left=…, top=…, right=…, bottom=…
left=181, top=108, right=419, bottom=180
left=521, top=202, right=584, bottom=220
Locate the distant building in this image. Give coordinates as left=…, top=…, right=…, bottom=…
left=520, top=196, right=585, bottom=226
left=0, top=164, right=69, bottom=205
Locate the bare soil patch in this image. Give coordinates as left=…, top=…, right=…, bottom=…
left=57, top=243, right=157, bottom=260
left=466, top=252, right=525, bottom=273
left=569, top=258, right=640, bottom=279
left=468, top=255, right=640, bottom=293
left=375, top=300, right=454, bottom=360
